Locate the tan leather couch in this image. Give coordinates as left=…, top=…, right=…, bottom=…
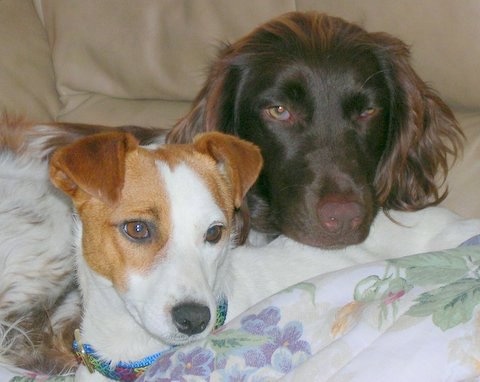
left=1, top=0, right=479, bottom=218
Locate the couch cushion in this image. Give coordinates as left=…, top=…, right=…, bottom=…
left=36, top=1, right=480, bottom=122
left=442, top=111, right=480, bottom=218
left=0, top=0, right=60, bottom=121
left=55, top=95, right=191, bottom=130
left=36, top=0, right=296, bottom=126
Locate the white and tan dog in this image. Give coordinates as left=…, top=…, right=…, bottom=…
left=0, top=124, right=262, bottom=380
left=47, top=131, right=262, bottom=381
left=0, top=117, right=166, bottom=345
left=0, top=117, right=165, bottom=373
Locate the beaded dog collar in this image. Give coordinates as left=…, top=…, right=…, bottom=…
left=73, top=298, right=228, bottom=381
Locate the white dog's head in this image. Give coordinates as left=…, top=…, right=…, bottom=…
left=50, top=131, right=262, bottom=345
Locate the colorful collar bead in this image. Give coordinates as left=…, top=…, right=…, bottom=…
left=73, top=297, right=228, bottom=381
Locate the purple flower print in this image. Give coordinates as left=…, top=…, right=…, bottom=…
left=170, top=347, right=214, bottom=379
left=137, top=351, right=174, bottom=381
left=239, top=306, right=311, bottom=370
left=261, top=321, right=311, bottom=364
left=270, top=346, right=310, bottom=374
left=213, top=362, right=258, bottom=381
left=271, top=347, right=294, bottom=373
left=244, top=348, right=268, bottom=367
left=241, top=306, right=281, bottom=335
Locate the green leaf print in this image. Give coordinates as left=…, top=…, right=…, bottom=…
left=208, top=329, right=268, bottom=356
left=407, top=278, right=480, bottom=331
left=283, top=282, right=317, bottom=304
left=10, top=377, right=75, bottom=382
left=358, top=247, right=480, bottom=331
left=389, top=251, right=472, bottom=286
left=354, top=274, right=413, bottom=327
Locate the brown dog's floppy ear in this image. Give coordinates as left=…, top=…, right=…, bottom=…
left=370, top=32, right=464, bottom=211
left=166, top=44, right=239, bottom=144
left=49, top=132, right=138, bottom=205
left=166, top=87, right=214, bottom=144
left=193, top=131, right=263, bottom=209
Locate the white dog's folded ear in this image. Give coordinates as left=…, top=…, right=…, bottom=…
left=49, top=132, right=139, bottom=205
left=193, top=132, right=263, bottom=209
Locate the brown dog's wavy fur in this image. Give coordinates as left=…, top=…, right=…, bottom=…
left=167, top=11, right=463, bottom=214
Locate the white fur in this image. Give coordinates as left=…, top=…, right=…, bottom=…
left=75, top=162, right=232, bottom=381
left=0, top=151, right=74, bottom=320
left=225, top=207, right=480, bottom=320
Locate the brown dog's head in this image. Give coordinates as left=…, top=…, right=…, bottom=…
left=167, top=11, right=462, bottom=248
left=49, top=131, right=261, bottom=344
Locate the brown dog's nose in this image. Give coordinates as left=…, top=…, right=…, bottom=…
left=317, top=200, right=365, bottom=234
left=172, top=302, right=211, bottom=335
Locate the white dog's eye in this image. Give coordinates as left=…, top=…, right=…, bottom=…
left=122, top=221, right=151, bottom=241
left=205, top=224, right=224, bottom=244
left=265, top=105, right=291, bottom=121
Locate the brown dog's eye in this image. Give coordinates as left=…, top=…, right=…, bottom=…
left=122, top=221, right=151, bottom=241
left=265, top=105, right=291, bottom=121
left=205, top=223, right=224, bottom=244
left=358, top=107, right=378, bottom=120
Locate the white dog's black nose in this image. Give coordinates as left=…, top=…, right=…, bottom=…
left=172, top=302, right=211, bottom=335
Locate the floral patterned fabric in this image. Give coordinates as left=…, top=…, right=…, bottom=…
left=6, top=241, right=480, bottom=381
left=138, top=243, right=480, bottom=381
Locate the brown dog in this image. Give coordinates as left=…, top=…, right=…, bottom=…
left=167, top=12, right=462, bottom=248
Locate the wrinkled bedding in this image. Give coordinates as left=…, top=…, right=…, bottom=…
left=5, top=237, right=480, bottom=381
